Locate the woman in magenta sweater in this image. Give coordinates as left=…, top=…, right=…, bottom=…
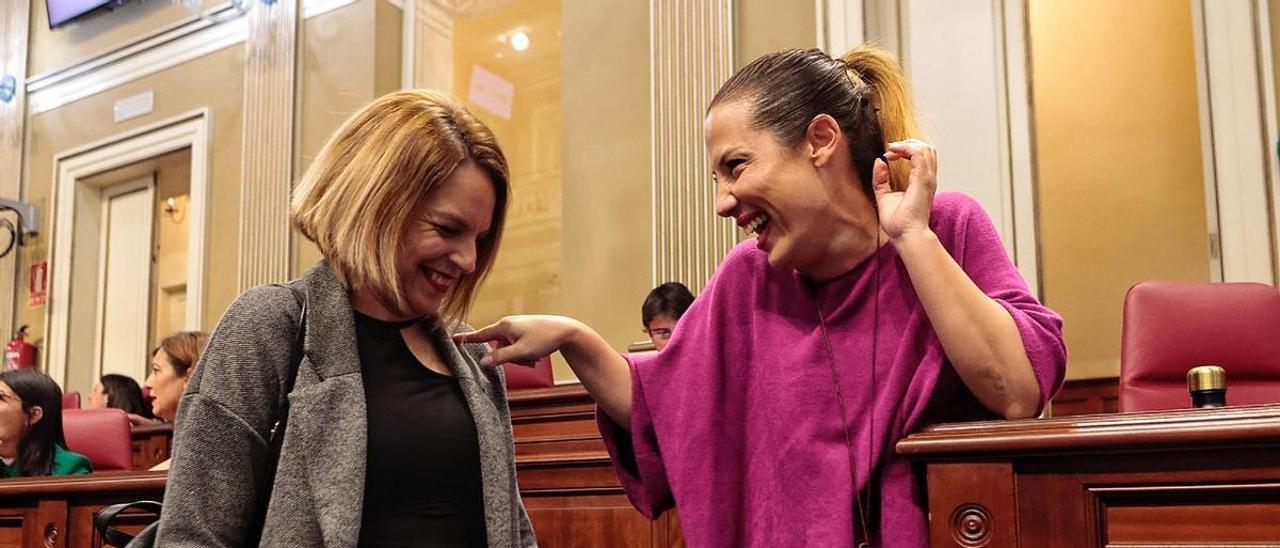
left=458, top=44, right=1066, bottom=547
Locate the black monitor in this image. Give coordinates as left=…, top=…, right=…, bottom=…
left=47, top=0, right=121, bottom=29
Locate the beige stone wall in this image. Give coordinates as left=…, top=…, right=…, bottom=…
left=448, top=0, right=564, bottom=332
left=293, top=0, right=397, bottom=275
left=20, top=44, right=244, bottom=393
left=1030, top=0, right=1211, bottom=380
left=19, top=0, right=392, bottom=393
left=557, top=0, right=652, bottom=380
left=735, top=0, right=817, bottom=68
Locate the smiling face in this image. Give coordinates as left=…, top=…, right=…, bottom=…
left=707, top=100, right=855, bottom=276
left=391, top=162, right=498, bottom=320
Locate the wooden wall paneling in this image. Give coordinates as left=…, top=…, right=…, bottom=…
left=902, top=405, right=1280, bottom=547
left=0, top=0, right=31, bottom=344
left=69, top=501, right=160, bottom=548
left=924, top=461, right=1018, bottom=548
left=523, top=493, right=658, bottom=548
left=0, top=473, right=166, bottom=547
left=1013, top=467, right=1093, bottom=547
left=509, top=385, right=684, bottom=546
left=239, top=0, right=299, bottom=289
left=33, top=499, right=68, bottom=548
left=1094, top=482, right=1280, bottom=544
left=1050, top=377, right=1119, bottom=417
left=0, top=507, right=32, bottom=547
left=129, top=424, right=173, bottom=471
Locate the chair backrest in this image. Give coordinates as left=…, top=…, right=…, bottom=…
left=61, top=391, right=80, bottom=409
left=62, top=408, right=133, bottom=471
left=1120, top=280, right=1280, bottom=412
left=502, top=356, right=555, bottom=391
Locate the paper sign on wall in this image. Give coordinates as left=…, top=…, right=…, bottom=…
left=468, top=64, right=514, bottom=121
left=28, top=261, right=47, bottom=309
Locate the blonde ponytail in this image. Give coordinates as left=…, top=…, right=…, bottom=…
left=843, top=44, right=919, bottom=190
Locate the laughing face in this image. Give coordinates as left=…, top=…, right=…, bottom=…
left=394, top=162, right=497, bottom=319
left=706, top=100, right=853, bottom=277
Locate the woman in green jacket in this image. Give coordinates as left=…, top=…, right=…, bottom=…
left=0, top=369, right=91, bottom=477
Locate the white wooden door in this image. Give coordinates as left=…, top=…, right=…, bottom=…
left=95, top=176, right=155, bottom=383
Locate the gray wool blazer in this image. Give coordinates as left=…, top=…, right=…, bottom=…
left=155, top=261, right=536, bottom=547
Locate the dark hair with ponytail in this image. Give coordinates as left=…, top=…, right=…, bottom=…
left=708, top=44, right=920, bottom=196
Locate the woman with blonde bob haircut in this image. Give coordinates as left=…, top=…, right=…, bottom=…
left=157, top=90, right=536, bottom=547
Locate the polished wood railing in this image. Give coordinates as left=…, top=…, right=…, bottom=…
left=129, top=424, right=171, bottom=471
left=898, top=403, right=1280, bottom=547
left=0, top=471, right=165, bottom=547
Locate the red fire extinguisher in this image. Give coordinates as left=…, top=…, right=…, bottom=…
left=6, top=326, right=37, bottom=370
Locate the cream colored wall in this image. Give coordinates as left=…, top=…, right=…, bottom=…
left=558, top=0, right=651, bottom=380
left=1030, top=0, right=1211, bottom=381
left=735, top=0, right=816, bottom=68
left=151, top=148, right=192, bottom=347
left=449, top=0, right=564, bottom=332
left=27, top=0, right=222, bottom=76
left=19, top=45, right=245, bottom=394
left=18, top=0, right=416, bottom=393
left=293, top=0, right=400, bottom=275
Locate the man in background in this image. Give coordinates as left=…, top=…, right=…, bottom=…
left=641, top=282, right=694, bottom=351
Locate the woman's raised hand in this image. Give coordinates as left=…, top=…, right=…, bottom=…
left=453, top=315, right=582, bottom=367
left=872, top=139, right=938, bottom=241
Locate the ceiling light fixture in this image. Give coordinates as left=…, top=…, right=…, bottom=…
left=510, top=31, right=530, bottom=52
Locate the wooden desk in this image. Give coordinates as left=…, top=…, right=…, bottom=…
left=0, top=472, right=166, bottom=548
left=509, top=385, right=684, bottom=547
left=129, top=424, right=172, bottom=471
left=898, top=404, right=1280, bottom=547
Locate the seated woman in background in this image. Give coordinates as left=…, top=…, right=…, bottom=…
left=89, top=373, right=155, bottom=425
left=144, top=331, right=209, bottom=426
left=144, top=331, right=208, bottom=471
left=0, top=369, right=91, bottom=477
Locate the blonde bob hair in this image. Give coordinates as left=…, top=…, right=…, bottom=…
left=290, top=89, right=509, bottom=321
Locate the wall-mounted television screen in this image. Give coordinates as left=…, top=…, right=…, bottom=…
left=47, top=0, right=121, bottom=29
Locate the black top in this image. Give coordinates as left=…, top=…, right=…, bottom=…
left=355, top=312, right=488, bottom=548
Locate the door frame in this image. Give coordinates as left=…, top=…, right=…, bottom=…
left=48, top=110, right=211, bottom=388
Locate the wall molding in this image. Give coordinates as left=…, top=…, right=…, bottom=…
left=26, top=0, right=355, bottom=115
left=649, top=0, right=736, bottom=292
left=47, top=110, right=212, bottom=388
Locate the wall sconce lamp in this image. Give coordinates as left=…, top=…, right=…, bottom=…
left=163, top=197, right=185, bottom=223
left=0, top=75, right=16, bottom=103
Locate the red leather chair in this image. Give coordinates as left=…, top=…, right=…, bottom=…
left=62, top=408, right=133, bottom=471
left=503, top=356, right=555, bottom=391
left=61, top=391, right=81, bottom=409
left=1120, top=281, right=1280, bottom=412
